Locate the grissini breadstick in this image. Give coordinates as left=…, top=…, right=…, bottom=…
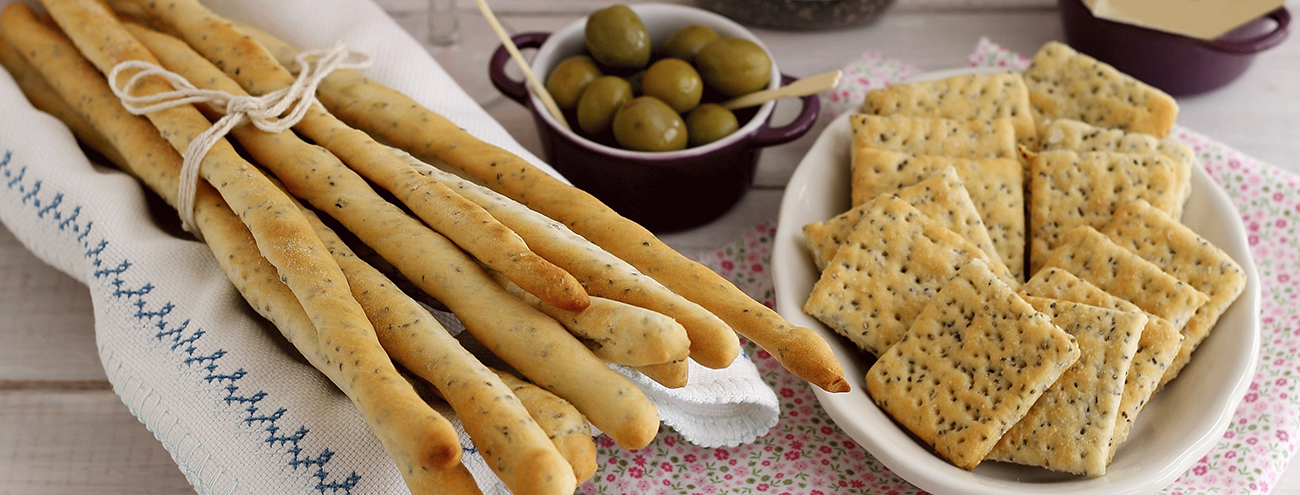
left=193, top=178, right=487, bottom=495
left=491, top=370, right=598, bottom=484
left=229, top=22, right=847, bottom=392
left=489, top=271, right=690, bottom=367
left=392, top=147, right=738, bottom=370
left=109, top=0, right=590, bottom=313
left=0, top=5, right=466, bottom=487
left=632, top=359, right=690, bottom=389
left=123, top=23, right=589, bottom=427
left=219, top=19, right=740, bottom=369
left=103, top=7, right=660, bottom=448
left=294, top=197, right=577, bottom=495
left=0, top=40, right=126, bottom=167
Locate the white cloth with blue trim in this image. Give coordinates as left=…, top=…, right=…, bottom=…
left=0, top=0, right=779, bottom=493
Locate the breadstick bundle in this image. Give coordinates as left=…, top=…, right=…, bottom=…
left=0, top=0, right=852, bottom=492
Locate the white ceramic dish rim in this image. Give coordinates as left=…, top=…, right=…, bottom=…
left=770, top=67, right=1262, bottom=495
left=526, top=3, right=782, bottom=159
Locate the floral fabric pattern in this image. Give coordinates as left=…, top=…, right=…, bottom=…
left=819, top=52, right=923, bottom=120
left=580, top=40, right=1298, bottom=494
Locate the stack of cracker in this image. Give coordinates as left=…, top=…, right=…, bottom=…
left=800, top=41, right=1248, bottom=475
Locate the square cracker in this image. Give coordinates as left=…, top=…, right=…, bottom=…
left=988, top=296, right=1144, bottom=476
left=850, top=149, right=1024, bottom=277
left=1101, top=199, right=1248, bottom=386
left=1028, top=150, right=1181, bottom=274
left=1040, top=226, right=1209, bottom=331
left=803, top=195, right=1015, bottom=357
left=865, top=259, right=1080, bottom=471
left=1039, top=118, right=1194, bottom=217
left=1023, top=41, right=1178, bottom=138
left=803, top=167, right=1005, bottom=275
left=861, top=72, right=1037, bottom=146
left=1021, top=267, right=1184, bottom=462
left=850, top=114, right=1018, bottom=160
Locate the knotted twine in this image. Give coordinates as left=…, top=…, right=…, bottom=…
left=106, top=42, right=370, bottom=236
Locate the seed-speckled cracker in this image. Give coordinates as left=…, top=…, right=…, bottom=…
left=1040, top=226, right=1209, bottom=331
left=803, top=167, right=1004, bottom=275
left=1101, top=199, right=1248, bottom=386
left=850, top=114, right=1018, bottom=160
left=803, top=196, right=1015, bottom=357
left=861, top=72, right=1037, bottom=146
left=865, top=259, right=1080, bottom=471
left=1021, top=267, right=1184, bottom=461
left=850, top=150, right=1025, bottom=277
left=1028, top=150, right=1181, bottom=274
left=987, top=296, right=1144, bottom=476
left=1023, top=41, right=1178, bottom=138
left=1039, top=119, right=1194, bottom=217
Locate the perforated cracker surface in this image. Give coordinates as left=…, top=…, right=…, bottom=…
left=850, top=114, right=1018, bottom=160
left=1028, top=150, right=1180, bottom=273
left=861, top=73, right=1037, bottom=146
left=803, top=167, right=1005, bottom=275
left=803, top=196, right=1012, bottom=357
left=850, top=149, right=1024, bottom=276
left=988, top=297, right=1144, bottom=476
left=1040, top=226, right=1209, bottom=331
left=1021, top=267, right=1185, bottom=460
left=865, top=260, right=1080, bottom=470
left=1101, top=199, right=1248, bottom=386
left=1023, top=41, right=1178, bottom=138
left=1039, top=119, right=1193, bottom=217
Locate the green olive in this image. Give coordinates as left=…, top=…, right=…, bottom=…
left=685, top=103, right=740, bottom=147
left=577, top=76, right=633, bottom=136
left=660, top=24, right=720, bottom=63
left=545, top=55, right=602, bottom=110
left=694, top=38, right=772, bottom=97
left=612, top=96, right=688, bottom=152
left=640, top=58, right=703, bottom=113
left=584, top=4, right=650, bottom=69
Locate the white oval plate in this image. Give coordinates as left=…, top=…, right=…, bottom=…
left=771, top=69, right=1261, bottom=495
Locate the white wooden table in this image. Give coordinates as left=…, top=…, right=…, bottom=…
left=2, top=0, right=1298, bottom=492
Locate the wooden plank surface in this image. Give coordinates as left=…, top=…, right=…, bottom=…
left=2, top=1, right=1298, bottom=493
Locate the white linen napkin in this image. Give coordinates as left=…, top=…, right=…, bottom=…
left=0, top=0, right=779, bottom=493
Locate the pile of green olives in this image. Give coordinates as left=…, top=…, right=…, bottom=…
left=544, top=5, right=773, bottom=152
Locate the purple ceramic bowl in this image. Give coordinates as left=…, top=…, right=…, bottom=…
left=1060, top=0, right=1290, bottom=96
left=489, top=4, right=819, bottom=232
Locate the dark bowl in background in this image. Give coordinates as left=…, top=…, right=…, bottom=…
left=696, top=0, right=896, bottom=31
left=1059, top=0, right=1290, bottom=97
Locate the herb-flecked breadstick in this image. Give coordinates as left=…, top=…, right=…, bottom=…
left=492, top=370, right=598, bottom=484
left=12, top=0, right=461, bottom=474
left=194, top=178, right=487, bottom=495
left=111, top=0, right=589, bottom=313
left=123, top=21, right=602, bottom=424
left=633, top=359, right=690, bottom=389
left=238, top=21, right=738, bottom=370
left=295, top=200, right=577, bottom=495
left=490, top=272, right=691, bottom=367
left=105, top=5, right=659, bottom=448
left=0, top=40, right=125, bottom=167
left=393, top=148, right=737, bottom=370
left=0, top=5, right=469, bottom=489
left=229, top=21, right=847, bottom=392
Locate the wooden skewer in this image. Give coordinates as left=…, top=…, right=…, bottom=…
left=720, top=70, right=842, bottom=110
left=473, top=0, right=571, bottom=131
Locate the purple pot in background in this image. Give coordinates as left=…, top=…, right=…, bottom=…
left=487, top=4, right=821, bottom=233
left=1059, top=0, right=1290, bottom=97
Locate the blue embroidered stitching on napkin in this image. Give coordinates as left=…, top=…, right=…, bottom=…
left=1, top=147, right=362, bottom=495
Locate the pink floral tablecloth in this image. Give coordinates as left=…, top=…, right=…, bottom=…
left=579, top=39, right=1300, bottom=495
